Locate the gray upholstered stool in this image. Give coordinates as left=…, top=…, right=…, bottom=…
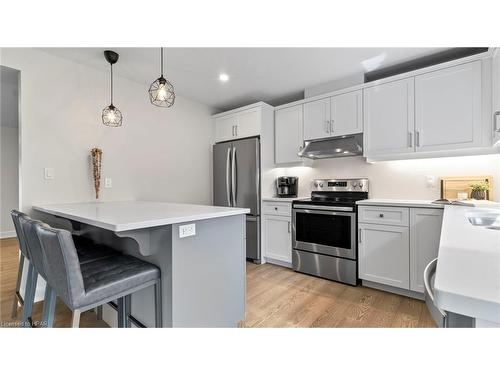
left=10, top=210, right=35, bottom=326
left=35, top=224, right=162, bottom=328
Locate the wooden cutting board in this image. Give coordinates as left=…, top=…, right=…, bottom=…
left=440, top=175, right=493, bottom=200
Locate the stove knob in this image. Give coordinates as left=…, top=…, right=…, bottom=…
left=314, top=182, right=319, bottom=188
left=358, top=183, right=363, bottom=188
left=319, top=182, right=324, bottom=188
left=352, top=182, right=358, bottom=188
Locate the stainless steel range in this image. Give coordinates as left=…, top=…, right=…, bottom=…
left=292, top=178, right=369, bottom=285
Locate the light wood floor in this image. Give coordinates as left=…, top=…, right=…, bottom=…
left=1, top=238, right=435, bottom=328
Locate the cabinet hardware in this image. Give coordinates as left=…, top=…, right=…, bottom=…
left=274, top=207, right=278, bottom=210
left=358, top=228, right=362, bottom=242
left=235, top=125, right=238, bottom=137
left=408, top=131, right=413, bottom=147
left=288, top=221, right=291, bottom=233
left=495, top=111, right=500, bottom=132
left=232, top=125, right=235, bottom=137
left=325, top=120, right=330, bottom=133
left=298, top=145, right=303, bottom=151
left=416, top=131, right=420, bottom=147
left=330, top=119, right=334, bottom=134
left=379, top=213, right=384, bottom=218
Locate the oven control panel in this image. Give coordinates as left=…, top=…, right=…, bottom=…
left=312, top=178, right=369, bottom=192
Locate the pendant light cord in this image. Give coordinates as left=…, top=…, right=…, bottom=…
left=160, top=47, right=164, bottom=77
left=110, top=63, right=114, bottom=105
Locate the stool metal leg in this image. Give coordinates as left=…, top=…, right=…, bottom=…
left=154, top=280, right=162, bottom=328
left=96, top=305, right=103, bottom=320
left=42, top=287, right=57, bottom=328
left=71, top=310, right=81, bottom=328
left=124, top=295, right=132, bottom=328
left=11, top=253, right=25, bottom=318
left=21, top=263, right=38, bottom=327
left=117, top=297, right=126, bottom=328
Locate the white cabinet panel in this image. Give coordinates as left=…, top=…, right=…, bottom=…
left=303, top=98, right=330, bottom=140
left=363, top=78, right=415, bottom=157
left=409, top=208, right=443, bottom=293
left=237, top=108, right=261, bottom=139
left=263, top=215, right=292, bottom=264
left=358, top=223, right=410, bottom=289
left=415, top=61, right=482, bottom=151
left=492, top=50, right=500, bottom=146
left=215, top=115, right=237, bottom=143
left=331, top=90, right=362, bottom=136
left=275, top=105, right=303, bottom=164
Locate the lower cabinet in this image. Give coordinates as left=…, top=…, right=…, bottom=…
left=263, top=214, right=292, bottom=265
left=358, top=206, right=443, bottom=295
left=358, top=223, right=410, bottom=289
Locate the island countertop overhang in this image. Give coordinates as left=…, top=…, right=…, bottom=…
left=33, top=201, right=250, bottom=232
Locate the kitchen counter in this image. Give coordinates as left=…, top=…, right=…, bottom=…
left=33, top=201, right=249, bottom=232
left=33, top=200, right=248, bottom=327
left=263, top=196, right=308, bottom=202
left=356, top=198, right=444, bottom=209
left=434, top=204, right=500, bottom=325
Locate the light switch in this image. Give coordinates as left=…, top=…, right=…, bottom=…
left=105, top=178, right=112, bottom=188
left=179, top=223, right=196, bottom=238
left=44, top=168, right=55, bottom=180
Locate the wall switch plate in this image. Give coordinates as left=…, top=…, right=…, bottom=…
left=179, top=223, right=196, bottom=238
left=105, top=178, right=112, bottom=188
left=44, top=168, right=55, bottom=180
left=426, top=175, right=437, bottom=188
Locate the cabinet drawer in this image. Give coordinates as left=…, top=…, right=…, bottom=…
left=358, top=205, right=409, bottom=226
left=263, top=202, right=291, bottom=216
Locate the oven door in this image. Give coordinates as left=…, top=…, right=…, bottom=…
left=292, top=206, right=356, bottom=260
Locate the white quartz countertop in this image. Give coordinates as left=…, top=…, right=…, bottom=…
left=434, top=204, right=500, bottom=323
left=33, top=201, right=250, bottom=232
left=263, top=196, right=308, bottom=202
left=356, top=199, right=444, bottom=209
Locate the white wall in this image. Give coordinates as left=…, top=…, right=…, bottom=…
left=1, top=66, right=19, bottom=237
left=269, top=154, right=500, bottom=201
left=0, top=48, right=215, bottom=213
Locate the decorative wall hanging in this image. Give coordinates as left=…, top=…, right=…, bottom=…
left=149, top=47, right=175, bottom=107
left=91, top=147, right=103, bottom=199
left=102, top=50, right=123, bottom=127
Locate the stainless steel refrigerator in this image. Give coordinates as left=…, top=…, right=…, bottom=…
left=213, top=137, right=260, bottom=262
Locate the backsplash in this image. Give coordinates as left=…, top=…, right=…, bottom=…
left=269, top=154, right=500, bottom=201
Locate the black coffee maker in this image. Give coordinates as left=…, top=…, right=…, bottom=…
left=276, top=176, right=298, bottom=197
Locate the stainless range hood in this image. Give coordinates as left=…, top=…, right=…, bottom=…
left=298, top=133, right=363, bottom=159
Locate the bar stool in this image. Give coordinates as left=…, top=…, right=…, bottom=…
left=12, top=210, right=116, bottom=326
left=35, top=223, right=162, bottom=328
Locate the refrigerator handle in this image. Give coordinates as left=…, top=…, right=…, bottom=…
left=226, top=147, right=232, bottom=206
left=231, top=146, right=237, bottom=206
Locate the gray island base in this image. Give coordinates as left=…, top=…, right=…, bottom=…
left=33, top=201, right=248, bottom=327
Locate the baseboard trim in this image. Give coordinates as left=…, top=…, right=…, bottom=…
left=0, top=231, right=16, bottom=239
left=362, top=280, right=424, bottom=301
left=264, top=257, right=292, bottom=269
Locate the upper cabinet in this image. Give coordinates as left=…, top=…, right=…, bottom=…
left=364, top=78, right=415, bottom=157
left=493, top=49, right=500, bottom=146
left=275, top=104, right=303, bottom=164
left=330, top=90, right=363, bottom=136
left=303, top=90, right=363, bottom=141
left=303, top=98, right=330, bottom=140
left=415, top=61, right=482, bottom=152
left=214, top=106, right=262, bottom=143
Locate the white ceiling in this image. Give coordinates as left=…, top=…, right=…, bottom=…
left=40, top=47, right=445, bottom=112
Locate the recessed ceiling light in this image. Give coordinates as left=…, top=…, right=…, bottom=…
left=219, top=73, right=229, bottom=82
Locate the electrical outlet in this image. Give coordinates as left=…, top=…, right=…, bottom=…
left=426, top=175, right=437, bottom=188
left=44, top=168, right=55, bottom=180
left=105, top=178, right=112, bottom=188
left=179, top=223, right=196, bottom=238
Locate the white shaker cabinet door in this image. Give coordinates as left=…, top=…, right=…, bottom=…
left=303, top=98, right=330, bottom=140
left=330, top=90, right=362, bottom=136
left=275, top=105, right=304, bottom=164
left=409, top=208, right=443, bottom=293
left=237, top=108, right=261, bottom=139
left=414, top=61, right=482, bottom=152
left=493, top=49, right=500, bottom=146
left=263, top=215, right=292, bottom=264
left=363, top=78, right=415, bottom=157
left=358, top=223, right=410, bottom=289
left=215, top=115, right=237, bottom=143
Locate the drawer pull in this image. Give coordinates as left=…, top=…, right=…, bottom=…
left=379, top=213, right=384, bottom=218
left=274, top=207, right=278, bottom=210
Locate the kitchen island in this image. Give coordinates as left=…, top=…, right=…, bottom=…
left=33, top=201, right=249, bottom=328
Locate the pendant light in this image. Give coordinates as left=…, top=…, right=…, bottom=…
left=149, top=47, right=175, bottom=107
left=102, top=50, right=123, bottom=127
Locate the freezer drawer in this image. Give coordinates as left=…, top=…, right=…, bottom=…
left=246, top=216, right=261, bottom=261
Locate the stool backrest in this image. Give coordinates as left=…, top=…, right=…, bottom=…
left=19, top=217, right=50, bottom=280
left=35, top=224, right=85, bottom=310
left=10, top=210, right=30, bottom=259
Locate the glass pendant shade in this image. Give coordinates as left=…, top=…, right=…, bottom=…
left=149, top=47, right=175, bottom=107
left=102, top=104, right=123, bottom=127
left=102, top=50, right=122, bottom=127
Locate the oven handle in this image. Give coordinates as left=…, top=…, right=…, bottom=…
left=293, top=208, right=355, bottom=217
left=293, top=204, right=354, bottom=212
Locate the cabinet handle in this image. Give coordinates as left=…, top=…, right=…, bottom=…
left=235, top=125, right=238, bottom=137
left=288, top=221, right=291, bottom=233
left=330, top=119, right=334, bottom=134
left=379, top=213, right=384, bottom=218
left=495, top=111, right=500, bottom=132
left=408, top=131, right=413, bottom=147
left=416, top=130, right=420, bottom=147
left=325, top=120, right=330, bottom=133
left=358, top=228, right=362, bottom=243
left=232, top=126, right=235, bottom=137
